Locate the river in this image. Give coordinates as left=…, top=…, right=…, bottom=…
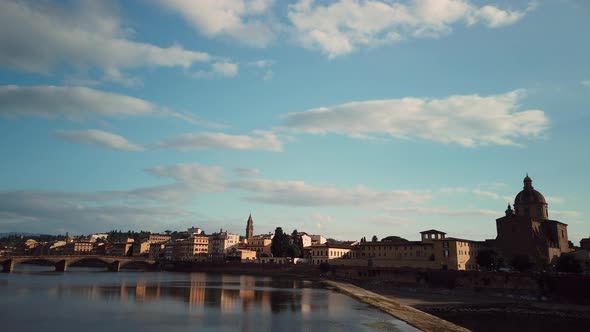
left=0, top=265, right=419, bottom=332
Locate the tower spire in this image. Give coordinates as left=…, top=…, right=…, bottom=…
left=246, top=212, right=254, bottom=239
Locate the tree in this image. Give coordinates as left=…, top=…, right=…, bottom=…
left=511, top=254, right=534, bottom=272
left=371, top=235, right=378, bottom=243
left=271, top=227, right=290, bottom=257
left=476, top=249, right=501, bottom=271
left=381, top=236, right=408, bottom=243
left=555, top=254, right=583, bottom=273
left=290, top=230, right=304, bottom=258
left=287, top=244, right=302, bottom=258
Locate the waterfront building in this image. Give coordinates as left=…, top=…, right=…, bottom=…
left=310, top=242, right=353, bottom=265
left=148, top=243, right=165, bottom=259
left=89, top=233, right=108, bottom=242
left=244, top=233, right=273, bottom=257
left=430, top=237, right=484, bottom=271
left=494, top=175, right=569, bottom=264
left=208, top=229, right=240, bottom=258
left=132, top=241, right=150, bottom=257
left=310, top=235, right=327, bottom=245
left=187, top=227, right=203, bottom=235
left=354, top=233, right=437, bottom=269
left=226, top=249, right=257, bottom=262
left=295, top=232, right=312, bottom=248
left=163, top=242, right=175, bottom=260
left=148, top=234, right=171, bottom=244
left=64, top=241, right=93, bottom=255
left=174, top=235, right=209, bottom=260
left=109, top=242, right=133, bottom=256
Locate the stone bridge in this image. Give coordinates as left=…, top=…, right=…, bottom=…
left=0, top=255, right=158, bottom=272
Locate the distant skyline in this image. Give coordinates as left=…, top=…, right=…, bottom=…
left=0, top=0, right=589, bottom=243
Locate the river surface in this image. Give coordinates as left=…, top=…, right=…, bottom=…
left=0, top=265, right=418, bottom=332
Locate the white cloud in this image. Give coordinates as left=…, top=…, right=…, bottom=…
left=153, top=131, right=283, bottom=152
left=212, top=62, right=239, bottom=77
left=281, top=89, right=548, bottom=147
left=233, top=168, right=261, bottom=177
left=0, top=85, right=153, bottom=119
left=231, top=178, right=430, bottom=207
left=54, top=129, right=144, bottom=151
left=145, top=163, right=225, bottom=193
left=0, top=0, right=214, bottom=81
left=288, top=0, right=534, bottom=58
left=474, top=3, right=536, bottom=28
left=158, top=0, right=276, bottom=47
left=581, top=80, right=590, bottom=88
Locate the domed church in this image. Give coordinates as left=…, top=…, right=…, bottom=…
left=495, top=175, right=569, bottom=263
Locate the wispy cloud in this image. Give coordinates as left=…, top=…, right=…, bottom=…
left=233, top=168, right=261, bottom=177
left=153, top=130, right=283, bottom=152
left=54, top=129, right=144, bottom=151
left=0, top=85, right=153, bottom=119
left=0, top=85, right=222, bottom=128
left=231, top=178, right=430, bottom=207
left=52, top=128, right=283, bottom=153
left=281, top=89, right=548, bottom=147
left=387, top=206, right=499, bottom=217
left=191, top=61, right=240, bottom=79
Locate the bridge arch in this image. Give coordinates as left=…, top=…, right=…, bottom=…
left=68, top=257, right=113, bottom=267
left=14, top=258, right=57, bottom=267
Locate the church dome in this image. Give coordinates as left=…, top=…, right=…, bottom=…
left=514, top=174, right=547, bottom=205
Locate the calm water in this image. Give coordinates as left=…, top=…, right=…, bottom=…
left=0, top=265, right=418, bottom=332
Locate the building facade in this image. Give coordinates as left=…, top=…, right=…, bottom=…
left=64, top=241, right=93, bottom=255
left=244, top=234, right=273, bottom=257
left=208, top=230, right=240, bottom=256
left=310, top=243, right=353, bottom=265
left=174, top=235, right=209, bottom=260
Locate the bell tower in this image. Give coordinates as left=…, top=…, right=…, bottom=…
left=246, top=213, right=254, bottom=239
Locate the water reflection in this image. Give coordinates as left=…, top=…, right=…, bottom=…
left=61, top=273, right=319, bottom=314
left=0, top=269, right=418, bottom=332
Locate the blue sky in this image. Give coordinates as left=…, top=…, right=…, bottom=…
left=0, top=0, right=588, bottom=243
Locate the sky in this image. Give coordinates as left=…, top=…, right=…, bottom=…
left=0, top=0, right=588, bottom=243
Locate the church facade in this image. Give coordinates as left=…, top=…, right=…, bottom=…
left=495, top=175, right=569, bottom=264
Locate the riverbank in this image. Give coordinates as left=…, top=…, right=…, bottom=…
left=368, top=286, right=590, bottom=332
left=324, top=280, right=470, bottom=332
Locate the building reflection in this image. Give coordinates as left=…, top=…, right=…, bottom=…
left=62, top=274, right=323, bottom=315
